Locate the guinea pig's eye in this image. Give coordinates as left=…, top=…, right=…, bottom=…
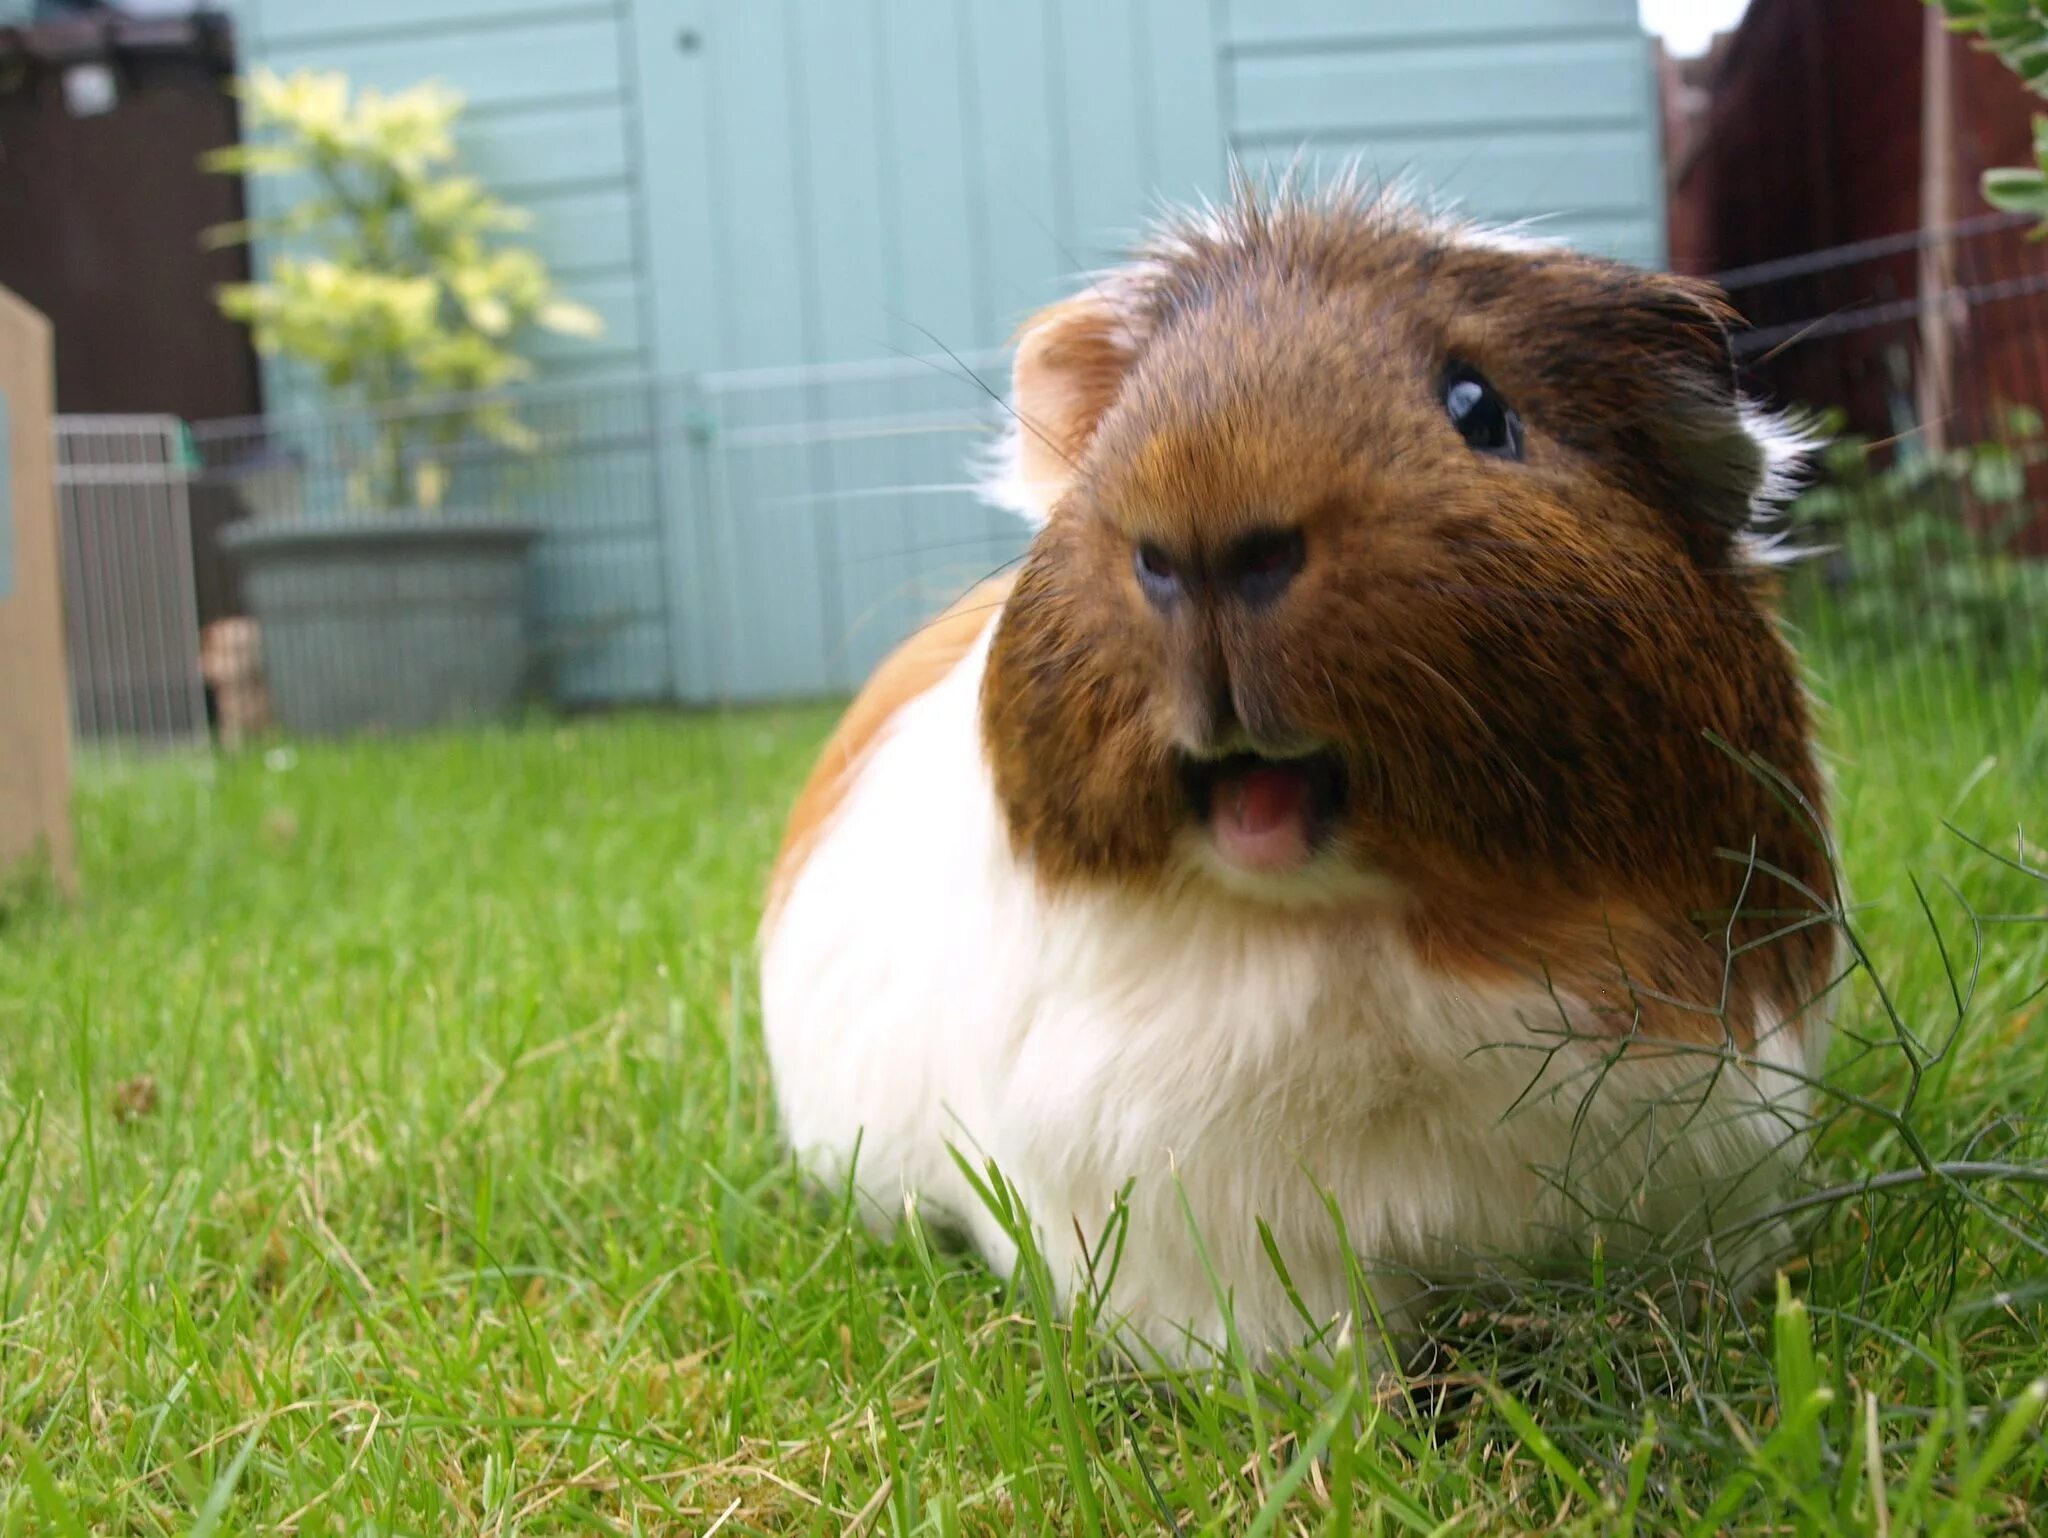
left=1439, top=362, right=1524, bottom=461
left=1133, top=541, right=1181, bottom=607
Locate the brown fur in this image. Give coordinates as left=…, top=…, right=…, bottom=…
left=977, top=190, right=1836, bottom=1048
left=765, top=575, right=1016, bottom=929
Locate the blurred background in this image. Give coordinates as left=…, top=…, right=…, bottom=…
left=0, top=0, right=2041, bottom=773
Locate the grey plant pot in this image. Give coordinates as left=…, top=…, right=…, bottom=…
left=221, top=514, right=540, bottom=739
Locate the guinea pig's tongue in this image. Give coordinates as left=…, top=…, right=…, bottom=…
left=1210, top=763, right=1312, bottom=872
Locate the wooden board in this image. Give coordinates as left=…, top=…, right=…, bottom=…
left=0, top=286, right=76, bottom=891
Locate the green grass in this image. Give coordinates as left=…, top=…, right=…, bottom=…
left=0, top=658, right=2044, bottom=1535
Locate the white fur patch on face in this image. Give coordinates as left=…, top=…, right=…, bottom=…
left=972, top=421, right=1049, bottom=528
left=1725, top=403, right=1828, bottom=567
left=1740, top=402, right=1827, bottom=503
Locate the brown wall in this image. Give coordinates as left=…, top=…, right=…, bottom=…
left=1665, top=0, right=2048, bottom=480
left=0, top=14, right=259, bottom=422
left=0, top=284, right=75, bottom=892
left=1668, top=0, right=2039, bottom=272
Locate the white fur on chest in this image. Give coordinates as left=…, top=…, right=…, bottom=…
left=760, top=635, right=1810, bottom=1361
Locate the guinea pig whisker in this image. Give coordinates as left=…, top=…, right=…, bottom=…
left=882, top=562, right=1028, bottom=652
left=883, top=319, right=1085, bottom=478
left=1406, top=576, right=1769, bottom=623
left=1435, top=528, right=1787, bottom=582
left=847, top=536, right=1030, bottom=568
left=1382, top=643, right=1547, bottom=810
left=760, top=482, right=986, bottom=510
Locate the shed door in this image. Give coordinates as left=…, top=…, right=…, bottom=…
left=626, top=0, right=1225, bottom=703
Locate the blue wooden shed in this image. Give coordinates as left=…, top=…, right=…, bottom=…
left=212, top=0, right=1667, bottom=705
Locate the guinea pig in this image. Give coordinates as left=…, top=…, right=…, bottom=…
left=759, top=183, right=1841, bottom=1365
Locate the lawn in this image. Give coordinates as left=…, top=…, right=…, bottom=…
left=0, top=651, right=2044, bottom=1534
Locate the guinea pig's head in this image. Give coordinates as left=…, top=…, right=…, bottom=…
left=979, top=187, right=1832, bottom=969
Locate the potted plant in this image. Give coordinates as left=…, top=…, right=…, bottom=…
left=207, top=68, right=601, bottom=737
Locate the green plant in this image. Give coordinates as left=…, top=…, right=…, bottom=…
left=206, top=68, right=602, bottom=512
left=1789, top=406, right=2048, bottom=665
left=1934, top=1, right=2048, bottom=226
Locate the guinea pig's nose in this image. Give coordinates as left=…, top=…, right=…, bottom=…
left=1225, top=526, right=1305, bottom=607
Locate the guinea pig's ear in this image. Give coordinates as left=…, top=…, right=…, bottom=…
left=980, top=295, right=1138, bottom=526
left=1596, top=274, right=1801, bottom=560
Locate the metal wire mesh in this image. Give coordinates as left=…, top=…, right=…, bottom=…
left=1724, top=213, right=2048, bottom=761
left=52, top=415, right=209, bottom=749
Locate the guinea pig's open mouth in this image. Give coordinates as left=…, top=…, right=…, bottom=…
left=1175, top=747, right=1347, bottom=874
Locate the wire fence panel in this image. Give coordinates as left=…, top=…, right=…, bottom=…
left=178, top=353, right=1022, bottom=714
left=53, top=416, right=210, bottom=750
left=1723, top=213, right=2048, bottom=763
left=692, top=350, right=1022, bottom=702
left=187, top=379, right=682, bottom=710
